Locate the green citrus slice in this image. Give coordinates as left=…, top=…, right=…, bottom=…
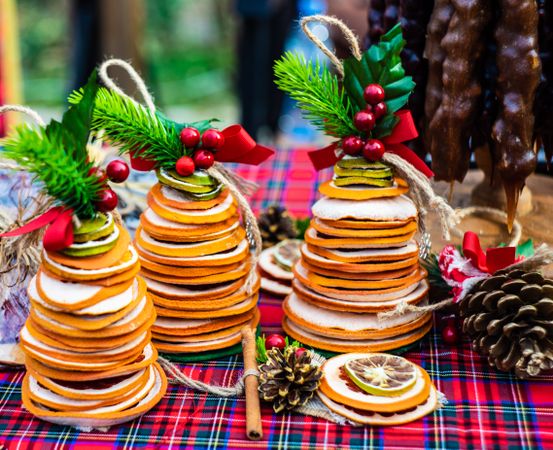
left=273, top=239, right=302, bottom=271
left=344, top=354, right=418, bottom=397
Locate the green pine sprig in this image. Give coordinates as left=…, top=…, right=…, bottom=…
left=1, top=73, right=103, bottom=219
left=274, top=52, right=357, bottom=138
left=69, top=87, right=215, bottom=168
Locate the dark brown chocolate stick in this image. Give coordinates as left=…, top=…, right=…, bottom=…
left=492, top=0, right=541, bottom=229
left=423, top=0, right=453, bottom=156
left=399, top=0, right=435, bottom=156
left=428, top=0, right=491, bottom=182
left=534, top=0, right=553, bottom=165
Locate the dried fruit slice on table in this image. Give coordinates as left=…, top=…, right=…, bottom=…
left=343, top=354, right=418, bottom=397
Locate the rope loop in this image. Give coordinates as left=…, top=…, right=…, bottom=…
left=300, top=15, right=362, bottom=77
left=98, top=59, right=156, bottom=113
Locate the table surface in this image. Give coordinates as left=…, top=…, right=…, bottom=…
left=1, top=149, right=553, bottom=449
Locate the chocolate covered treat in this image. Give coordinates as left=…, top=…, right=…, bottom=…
left=423, top=0, right=453, bottom=154
left=492, top=0, right=541, bottom=228
left=534, top=0, right=553, bottom=165
left=428, top=0, right=491, bottom=182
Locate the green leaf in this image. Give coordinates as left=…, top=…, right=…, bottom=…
left=256, top=335, right=268, bottom=363
left=61, top=71, right=99, bottom=160
left=516, top=239, right=534, bottom=258
left=342, top=24, right=415, bottom=138
left=295, top=217, right=310, bottom=240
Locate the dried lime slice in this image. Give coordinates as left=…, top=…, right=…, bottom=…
left=344, top=354, right=418, bottom=397
left=273, top=239, right=302, bottom=271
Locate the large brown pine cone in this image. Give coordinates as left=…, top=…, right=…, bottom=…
left=258, top=347, right=322, bottom=413
left=459, top=269, right=553, bottom=378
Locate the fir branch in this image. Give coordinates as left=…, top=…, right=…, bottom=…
left=69, top=87, right=215, bottom=168
left=274, top=52, right=357, bottom=138
left=1, top=124, right=103, bottom=219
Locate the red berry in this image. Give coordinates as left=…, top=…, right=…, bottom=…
left=353, top=110, right=376, bottom=132
left=201, top=129, right=225, bottom=149
left=106, top=160, right=130, bottom=183
left=175, top=156, right=196, bottom=177
left=193, top=149, right=215, bottom=169
left=175, top=156, right=195, bottom=176
left=295, top=347, right=307, bottom=358
left=342, top=136, right=364, bottom=155
left=373, top=102, right=387, bottom=119
left=265, top=334, right=286, bottom=350
left=363, top=84, right=385, bottom=104
left=365, top=104, right=373, bottom=113
left=442, top=324, right=460, bottom=345
left=180, top=127, right=200, bottom=148
left=96, top=189, right=118, bottom=212
left=363, top=139, right=385, bottom=161
left=88, top=166, right=107, bottom=185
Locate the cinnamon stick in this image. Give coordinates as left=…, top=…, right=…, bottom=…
left=241, top=327, right=263, bottom=441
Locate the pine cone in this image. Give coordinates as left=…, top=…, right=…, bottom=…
left=258, top=347, right=322, bottom=413
left=460, top=269, right=553, bottom=379
left=257, top=205, right=297, bottom=249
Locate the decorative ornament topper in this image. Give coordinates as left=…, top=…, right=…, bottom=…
left=69, top=60, right=274, bottom=176
left=274, top=16, right=457, bottom=240
left=438, top=231, right=538, bottom=304
left=0, top=72, right=127, bottom=252
left=275, top=19, right=432, bottom=178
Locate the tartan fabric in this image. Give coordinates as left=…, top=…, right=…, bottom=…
left=1, top=149, right=553, bottom=449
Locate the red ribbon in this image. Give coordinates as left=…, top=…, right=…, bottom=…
left=307, top=110, right=434, bottom=178
left=0, top=206, right=74, bottom=252
left=462, top=231, right=517, bottom=274
left=130, top=125, right=274, bottom=171
left=216, top=125, right=275, bottom=165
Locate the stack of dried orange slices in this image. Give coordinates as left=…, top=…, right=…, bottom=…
left=282, top=156, right=432, bottom=353
left=20, top=212, right=167, bottom=429
left=317, top=353, right=439, bottom=425
left=135, top=169, right=260, bottom=356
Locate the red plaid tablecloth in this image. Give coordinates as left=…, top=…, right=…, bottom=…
left=1, top=149, right=553, bottom=449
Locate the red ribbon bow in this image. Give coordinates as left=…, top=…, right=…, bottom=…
left=0, top=206, right=74, bottom=252
left=462, top=231, right=517, bottom=274
left=131, top=125, right=274, bottom=171
left=307, top=110, right=434, bottom=178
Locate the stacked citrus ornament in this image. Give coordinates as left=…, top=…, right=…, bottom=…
left=132, top=126, right=261, bottom=356
left=275, top=23, right=434, bottom=353
left=318, top=353, right=439, bottom=425
left=0, top=75, right=166, bottom=429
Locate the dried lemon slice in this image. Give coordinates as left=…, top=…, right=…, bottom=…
left=344, top=354, right=418, bottom=397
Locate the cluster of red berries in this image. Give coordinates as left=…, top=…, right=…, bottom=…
left=175, top=127, right=225, bottom=176
left=265, top=333, right=306, bottom=358
left=91, top=159, right=130, bottom=212
left=343, top=83, right=387, bottom=162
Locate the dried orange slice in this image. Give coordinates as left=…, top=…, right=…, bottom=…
left=319, top=178, right=408, bottom=200
left=344, top=354, right=418, bottom=397
left=46, top=225, right=131, bottom=270
left=150, top=183, right=229, bottom=210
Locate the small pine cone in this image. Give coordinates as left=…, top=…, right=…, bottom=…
left=258, top=347, right=323, bottom=413
left=257, top=205, right=297, bottom=249
left=459, top=269, right=553, bottom=378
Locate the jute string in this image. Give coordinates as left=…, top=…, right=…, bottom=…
left=0, top=106, right=49, bottom=286
left=382, top=152, right=458, bottom=240
left=159, top=356, right=259, bottom=397
left=98, top=58, right=263, bottom=292
left=300, top=15, right=362, bottom=77
left=0, top=104, right=46, bottom=127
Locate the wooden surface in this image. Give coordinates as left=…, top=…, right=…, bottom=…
left=427, top=169, right=553, bottom=276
